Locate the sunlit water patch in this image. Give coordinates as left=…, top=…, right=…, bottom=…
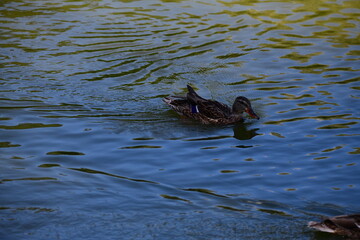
left=0, top=0, right=359, bottom=239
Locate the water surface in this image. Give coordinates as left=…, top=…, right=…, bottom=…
left=1, top=0, right=359, bottom=239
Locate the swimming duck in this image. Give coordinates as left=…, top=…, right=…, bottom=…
left=163, top=85, right=259, bottom=125
left=308, top=214, right=360, bottom=239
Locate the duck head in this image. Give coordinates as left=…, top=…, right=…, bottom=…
left=232, top=96, right=260, bottom=119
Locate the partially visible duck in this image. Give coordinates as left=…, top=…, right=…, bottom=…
left=163, top=85, right=259, bottom=125
left=308, top=214, right=360, bottom=239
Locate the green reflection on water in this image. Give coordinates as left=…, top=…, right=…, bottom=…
left=348, top=148, right=360, bottom=154
left=69, top=167, right=158, bottom=184
left=160, top=194, right=191, bottom=203
left=46, top=151, right=85, bottom=155
left=38, top=163, right=61, bottom=168
left=0, top=123, right=62, bottom=130
left=280, top=51, right=322, bottom=63
left=317, top=121, right=358, bottom=129
left=120, top=145, right=162, bottom=149
left=0, top=141, right=21, bottom=148
left=1, top=177, right=58, bottom=183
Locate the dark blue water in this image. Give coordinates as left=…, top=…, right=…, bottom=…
left=1, top=0, right=359, bottom=239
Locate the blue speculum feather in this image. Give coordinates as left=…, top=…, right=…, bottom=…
left=191, top=104, right=199, bottom=113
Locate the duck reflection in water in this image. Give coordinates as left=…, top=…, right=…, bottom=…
left=233, top=123, right=259, bottom=140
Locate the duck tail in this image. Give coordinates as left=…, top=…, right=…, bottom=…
left=163, top=97, right=173, bottom=105
left=187, top=85, right=197, bottom=94
left=187, top=85, right=205, bottom=103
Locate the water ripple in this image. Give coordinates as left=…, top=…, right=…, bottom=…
left=1, top=0, right=360, bottom=239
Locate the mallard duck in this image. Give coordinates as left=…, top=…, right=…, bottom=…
left=308, top=214, right=360, bottom=239
left=163, top=85, right=259, bottom=125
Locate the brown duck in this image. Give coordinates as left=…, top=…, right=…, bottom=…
left=308, top=214, right=360, bottom=239
left=163, top=85, right=259, bottom=125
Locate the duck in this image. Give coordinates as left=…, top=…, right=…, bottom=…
left=308, top=214, right=360, bottom=239
left=163, top=85, right=259, bottom=125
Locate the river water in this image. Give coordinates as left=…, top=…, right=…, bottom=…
left=1, top=0, right=359, bottom=239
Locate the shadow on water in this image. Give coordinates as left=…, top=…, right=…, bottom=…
left=233, top=122, right=259, bottom=140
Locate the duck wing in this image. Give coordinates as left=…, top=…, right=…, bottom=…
left=197, top=100, right=232, bottom=119
left=328, top=215, right=360, bottom=230
left=186, top=85, right=232, bottom=118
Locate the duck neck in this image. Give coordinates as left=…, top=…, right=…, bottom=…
left=229, top=113, right=243, bottom=122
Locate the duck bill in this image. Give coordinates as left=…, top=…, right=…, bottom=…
left=246, top=108, right=260, bottom=119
